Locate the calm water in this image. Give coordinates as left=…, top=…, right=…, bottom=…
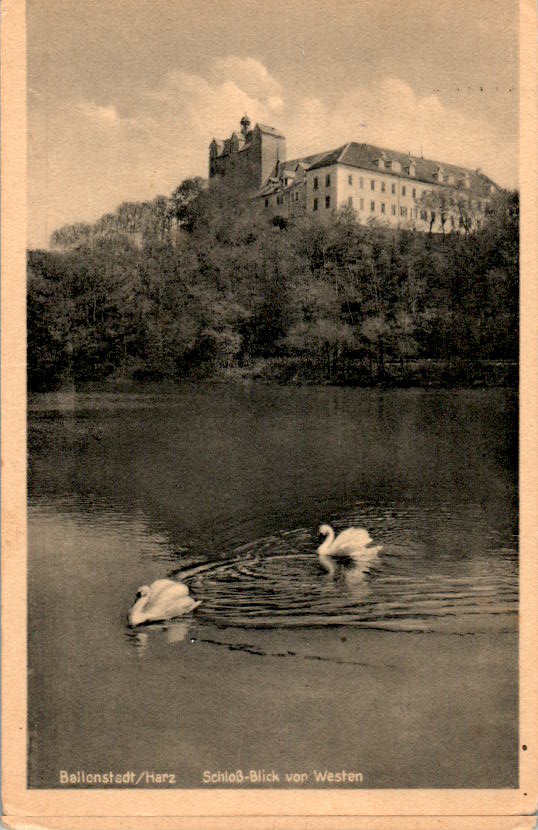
left=28, top=385, right=518, bottom=787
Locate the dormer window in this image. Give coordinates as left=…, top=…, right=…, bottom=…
left=391, top=160, right=402, bottom=173
left=407, top=162, right=416, bottom=177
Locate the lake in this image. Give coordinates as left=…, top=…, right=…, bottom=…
left=28, top=385, right=518, bottom=789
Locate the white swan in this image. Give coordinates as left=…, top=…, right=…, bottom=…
left=317, top=524, right=382, bottom=574
left=128, top=578, right=201, bottom=626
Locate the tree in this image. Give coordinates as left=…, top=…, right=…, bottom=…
left=390, top=310, right=418, bottom=372
left=169, top=177, right=205, bottom=233
left=34, top=173, right=518, bottom=390
left=361, top=314, right=389, bottom=377
left=115, top=201, right=147, bottom=245
left=50, top=222, right=92, bottom=250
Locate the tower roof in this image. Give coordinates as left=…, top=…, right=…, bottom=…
left=256, top=123, right=285, bottom=138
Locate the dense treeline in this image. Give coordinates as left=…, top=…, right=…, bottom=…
left=28, top=177, right=518, bottom=391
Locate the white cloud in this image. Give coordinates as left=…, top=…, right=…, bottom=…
left=76, top=101, right=120, bottom=126
left=29, top=61, right=517, bottom=248
left=268, top=95, right=284, bottom=112
left=69, top=66, right=519, bottom=188
left=211, top=56, right=282, bottom=102
left=284, top=78, right=517, bottom=189
left=144, top=59, right=283, bottom=142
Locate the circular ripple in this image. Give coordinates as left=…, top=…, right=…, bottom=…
left=171, top=511, right=518, bottom=632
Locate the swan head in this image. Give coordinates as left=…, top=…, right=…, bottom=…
left=317, top=524, right=334, bottom=555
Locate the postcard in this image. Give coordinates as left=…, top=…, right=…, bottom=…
left=2, top=0, right=537, bottom=828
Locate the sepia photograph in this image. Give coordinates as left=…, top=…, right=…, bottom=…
left=2, top=0, right=537, bottom=825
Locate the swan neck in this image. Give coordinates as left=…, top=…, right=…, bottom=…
left=318, top=526, right=335, bottom=555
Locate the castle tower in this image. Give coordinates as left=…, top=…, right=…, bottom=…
left=209, top=118, right=286, bottom=190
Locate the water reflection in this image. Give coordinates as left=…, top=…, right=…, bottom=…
left=164, top=511, right=517, bottom=631
left=28, top=387, right=517, bottom=557
left=28, top=498, right=517, bottom=635
left=27, top=388, right=518, bottom=788
left=342, top=554, right=379, bottom=589
left=125, top=620, right=194, bottom=657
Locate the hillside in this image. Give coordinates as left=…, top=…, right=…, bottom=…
left=28, top=176, right=518, bottom=391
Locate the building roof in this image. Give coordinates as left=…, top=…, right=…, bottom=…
left=275, top=147, right=348, bottom=174
left=309, top=142, right=497, bottom=196
left=258, top=141, right=497, bottom=198
left=210, top=122, right=284, bottom=159
left=256, top=124, right=285, bottom=138
left=211, top=136, right=249, bottom=158
left=306, top=145, right=349, bottom=171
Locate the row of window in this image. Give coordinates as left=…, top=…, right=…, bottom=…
left=344, top=197, right=416, bottom=217
left=311, top=172, right=426, bottom=199
left=347, top=177, right=485, bottom=207
left=313, top=196, right=424, bottom=216
left=343, top=198, right=452, bottom=222
left=368, top=178, right=417, bottom=197
left=313, top=175, right=331, bottom=190
left=267, top=188, right=485, bottom=214
left=268, top=191, right=302, bottom=208
left=313, top=196, right=331, bottom=210
left=347, top=200, right=471, bottom=225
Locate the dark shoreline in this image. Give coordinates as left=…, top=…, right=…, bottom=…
left=29, top=357, right=518, bottom=395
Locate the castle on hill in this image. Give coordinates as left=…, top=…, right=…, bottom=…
left=209, top=116, right=499, bottom=232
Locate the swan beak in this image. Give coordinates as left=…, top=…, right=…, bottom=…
left=128, top=605, right=145, bottom=627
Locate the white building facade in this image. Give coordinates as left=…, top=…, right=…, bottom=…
left=257, top=141, right=499, bottom=233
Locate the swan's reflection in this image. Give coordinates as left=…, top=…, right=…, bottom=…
left=321, top=545, right=381, bottom=580
left=165, top=620, right=191, bottom=643
left=338, top=549, right=382, bottom=602
left=126, top=620, right=192, bottom=657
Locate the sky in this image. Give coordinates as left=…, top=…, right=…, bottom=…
left=28, top=0, right=519, bottom=248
